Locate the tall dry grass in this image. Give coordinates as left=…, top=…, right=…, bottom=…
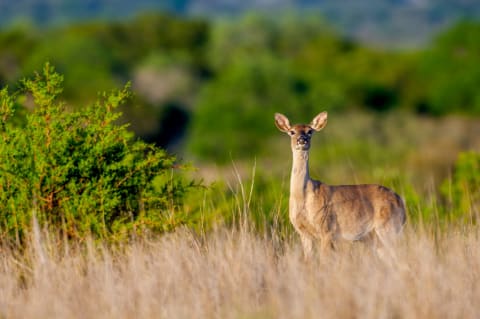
left=0, top=223, right=479, bottom=319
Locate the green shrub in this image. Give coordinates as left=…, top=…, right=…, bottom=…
left=441, top=151, right=480, bottom=223
left=0, top=63, right=197, bottom=244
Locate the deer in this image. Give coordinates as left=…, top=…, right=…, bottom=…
left=275, top=112, right=406, bottom=262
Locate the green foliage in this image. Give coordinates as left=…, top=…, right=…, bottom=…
left=14, top=13, right=208, bottom=105
left=417, top=21, right=480, bottom=115
left=187, top=15, right=414, bottom=161
left=441, top=151, right=480, bottom=223
left=0, top=64, right=196, bottom=244
left=2, top=15, right=480, bottom=158
left=1, top=14, right=480, bottom=234
left=187, top=53, right=308, bottom=162
left=22, top=32, right=117, bottom=104
left=0, top=13, right=210, bottom=145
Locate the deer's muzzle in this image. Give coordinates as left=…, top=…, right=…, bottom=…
left=296, top=136, right=310, bottom=149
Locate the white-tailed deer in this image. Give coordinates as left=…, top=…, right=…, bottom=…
left=275, top=112, right=406, bottom=261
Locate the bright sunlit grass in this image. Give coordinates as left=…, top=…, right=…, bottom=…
left=0, top=216, right=479, bottom=319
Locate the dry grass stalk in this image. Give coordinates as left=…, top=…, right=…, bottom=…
left=0, top=225, right=479, bottom=319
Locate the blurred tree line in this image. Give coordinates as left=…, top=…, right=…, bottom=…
left=2, top=0, right=480, bottom=47
left=0, top=13, right=479, bottom=162
left=0, top=13, right=208, bottom=150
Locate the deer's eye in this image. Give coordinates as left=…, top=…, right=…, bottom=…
left=289, top=130, right=296, bottom=136
left=307, top=130, right=313, bottom=135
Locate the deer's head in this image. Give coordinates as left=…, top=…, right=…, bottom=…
left=275, top=112, right=328, bottom=151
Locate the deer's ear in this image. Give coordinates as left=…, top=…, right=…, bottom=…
left=274, top=113, right=291, bottom=132
left=310, top=112, right=328, bottom=131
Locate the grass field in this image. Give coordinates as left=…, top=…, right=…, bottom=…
left=1, top=221, right=479, bottom=319
left=1, top=99, right=479, bottom=318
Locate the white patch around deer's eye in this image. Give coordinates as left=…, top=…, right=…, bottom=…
left=289, top=130, right=296, bottom=136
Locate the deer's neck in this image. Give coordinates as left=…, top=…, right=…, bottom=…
left=290, top=150, right=310, bottom=197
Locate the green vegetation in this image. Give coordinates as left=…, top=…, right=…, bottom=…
left=418, top=21, right=480, bottom=114
left=187, top=15, right=480, bottom=163
left=442, top=151, right=480, bottom=223
left=0, top=13, right=479, bottom=244
left=0, top=64, right=196, bottom=245
left=0, top=13, right=208, bottom=148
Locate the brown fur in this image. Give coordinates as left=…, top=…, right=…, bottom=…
left=275, top=112, right=406, bottom=260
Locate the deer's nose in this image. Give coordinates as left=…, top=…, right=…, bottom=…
left=297, top=136, right=309, bottom=145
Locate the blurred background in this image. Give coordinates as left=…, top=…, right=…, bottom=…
left=1, top=0, right=480, bottom=225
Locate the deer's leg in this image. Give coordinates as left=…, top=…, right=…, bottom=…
left=320, top=236, right=335, bottom=254
left=315, top=212, right=336, bottom=255
left=300, top=234, right=314, bottom=261
left=374, top=227, right=400, bottom=266
left=358, top=231, right=378, bottom=256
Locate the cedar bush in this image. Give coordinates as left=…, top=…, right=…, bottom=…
left=0, top=63, right=196, bottom=244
